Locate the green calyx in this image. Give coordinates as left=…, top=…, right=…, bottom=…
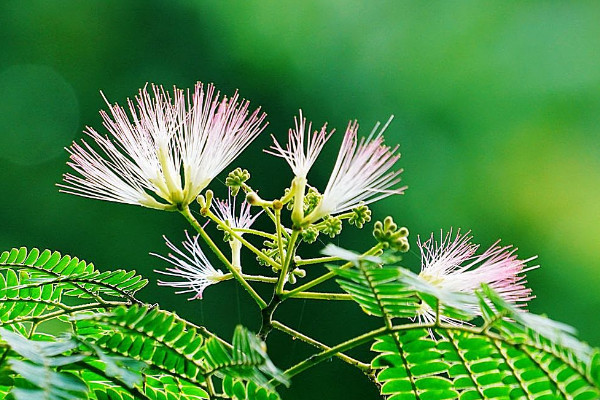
left=349, top=203, right=372, bottom=228
left=225, top=167, right=251, bottom=196
left=373, top=216, right=409, bottom=252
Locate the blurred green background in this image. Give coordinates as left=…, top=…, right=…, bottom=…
left=1, top=1, right=599, bottom=398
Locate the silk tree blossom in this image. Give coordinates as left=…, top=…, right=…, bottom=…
left=153, top=231, right=224, bottom=300
left=265, top=111, right=334, bottom=224
left=211, top=192, right=262, bottom=270
left=265, top=110, right=334, bottom=179
left=211, top=191, right=263, bottom=234
left=60, top=82, right=267, bottom=209
left=304, top=117, right=406, bottom=223
left=416, top=229, right=538, bottom=325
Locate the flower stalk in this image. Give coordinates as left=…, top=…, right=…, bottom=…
left=180, top=206, right=267, bottom=309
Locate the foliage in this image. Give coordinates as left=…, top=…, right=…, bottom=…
left=0, top=248, right=283, bottom=399
left=330, top=251, right=600, bottom=400
left=1, top=242, right=598, bottom=399
left=1, top=84, right=598, bottom=400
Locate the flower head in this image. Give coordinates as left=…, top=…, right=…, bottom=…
left=416, top=229, right=538, bottom=325
left=60, top=82, right=267, bottom=209
left=153, top=231, right=224, bottom=300
left=306, top=117, right=406, bottom=222
left=211, top=190, right=262, bottom=233
left=265, top=110, right=334, bottom=179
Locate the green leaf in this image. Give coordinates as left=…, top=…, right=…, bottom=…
left=0, top=328, right=88, bottom=400
left=202, top=325, right=288, bottom=389
left=331, top=263, right=419, bottom=319
left=369, top=286, right=600, bottom=400
left=77, top=305, right=209, bottom=383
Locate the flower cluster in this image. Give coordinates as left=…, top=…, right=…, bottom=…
left=61, top=82, right=267, bottom=209
left=211, top=191, right=262, bottom=237
left=265, top=110, right=334, bottom=179
left=267, top=112, right=406, bottom=225
left=153, top=232, right=224, bottom=300
left=62, top=82, right=539, bottom=321
left=416, top=230, right=538, bottom=324
left=307, top=118, right=406, bottom=222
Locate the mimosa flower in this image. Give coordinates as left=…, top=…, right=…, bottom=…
left=265, top=110, right=334, bottom=179
left=305, top=117, right=406, bottom=223
left=416, top=229, right=538, bottom=325
left=211, top=191, right=263, bottom=233
left=60, top=82, right=267, bottom=209
left=153, top=231, right=224, bottom=300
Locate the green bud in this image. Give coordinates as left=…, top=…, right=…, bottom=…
left=303, top=186, right=322, bottom=215
left=321, top=216, right=343, bottom=238
left=292, top=268, right=306, bottom=278
left=257, top=249, right=271, bottom=267
left=373, top=216, right=410, bottom=252
left=349, top=203, right=372, bottom=228
left=205, top=190, right=213, bottom=207
left=257, top=237, right=288, bottom=267
left=301, top=226, right=319, bottom=244
left=199, top=190, right=213, bottom=215
left=225, top=167, right=250, bottom=196
left=217, top=220, right=233, bottom=242
left=284, top=188, right=295, bottom=211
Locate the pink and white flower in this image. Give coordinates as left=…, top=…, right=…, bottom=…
left=60, top=83, right=267, bottom=209
left=211, top=191, right=262, bottom=270
left=265, top=110, right=334, bottom=179
left=211, top=191, right=263, bottom=233
left=153, top=231, right=224, bottom=300
left=306, top=117, right=406, bottom=222
left=416, top=229, right=538, bottom=324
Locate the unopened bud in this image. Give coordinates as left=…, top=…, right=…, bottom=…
left=246, top=192, right=262, bottom=205
left=373, top=216, right=410, bottom=252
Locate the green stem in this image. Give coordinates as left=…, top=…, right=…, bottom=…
left=282, top=243, right=383, bottom=299
left=282, top=325, right=389, bottom=380
left=275, top=208, right=285, bottom=271
left=295, top=255, right=342, bottom=266
left=312, top=212, right=354, bottom=229
left=275, top=230, right=300, bottom=295
left=1, top=264, right=142, bottom=305
left=258, top=295, right=283, bottom=340
left=271, top=320, right=370, bottom=372
left=215, top=273, right=278, bottom=283
left=5, top=301, right=126, bottom=325
left=230, top=239, right=242, bottom=270
left=181, top=207, right=267, bottom=309
left=233, top=228, right=277, bottom=240
left=283, top=291, right=352, bottom=301
left=204, top=208, right=281, bottom=270
left=279, top=319, right=535, bottom=384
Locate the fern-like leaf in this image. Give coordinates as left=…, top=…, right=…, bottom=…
left=76, top=305, right=210, bottom=383
left=329, top=246, right=600, bottom=399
